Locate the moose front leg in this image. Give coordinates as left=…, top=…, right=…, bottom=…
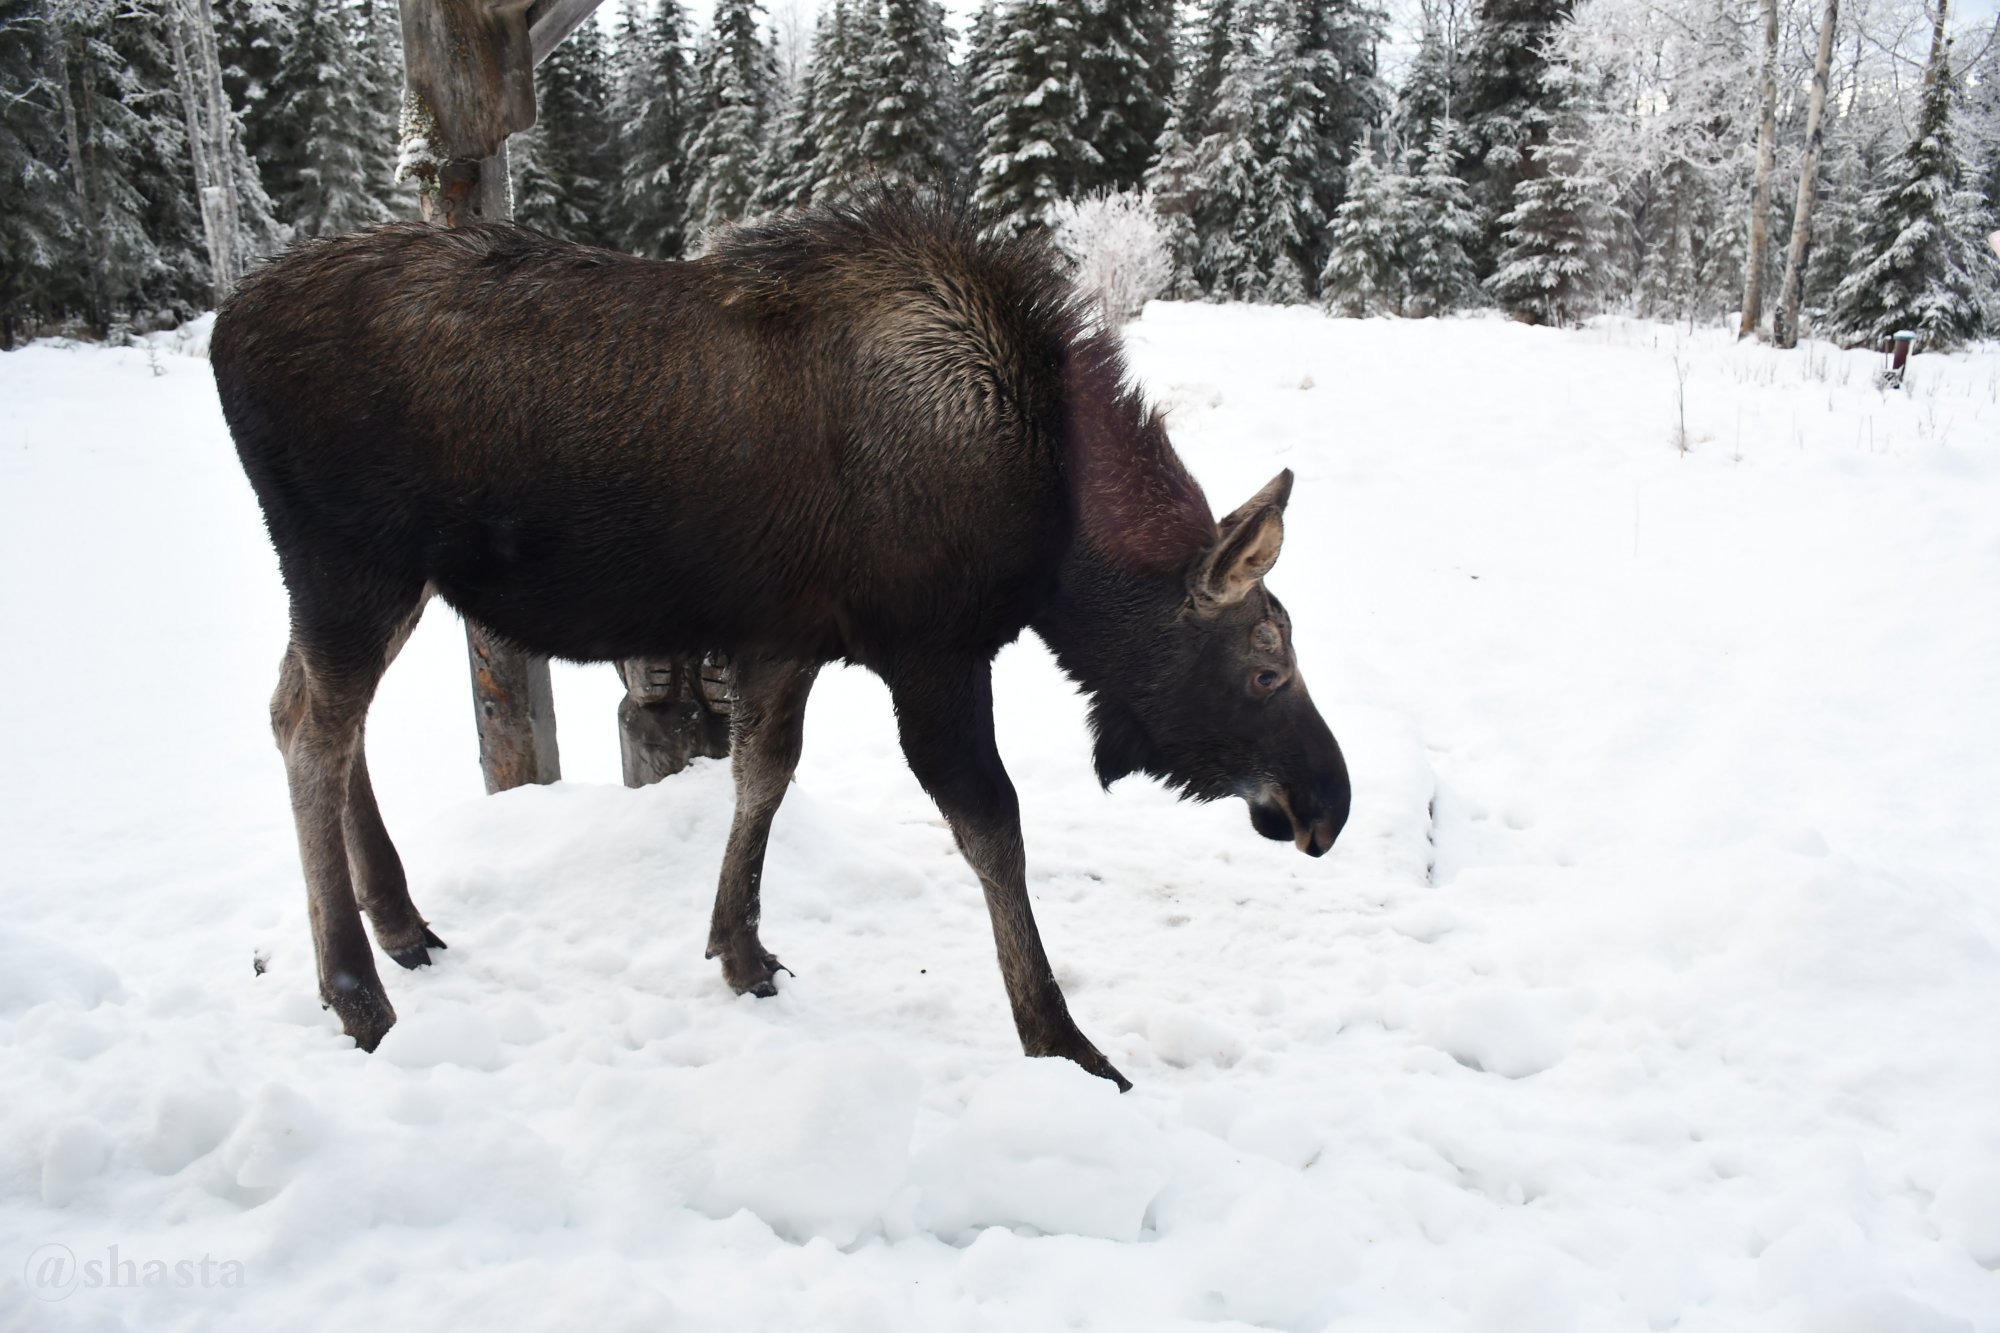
left=707, top=657, right=819, bottom=997
left=886, top=656, right=1130, bottom=1090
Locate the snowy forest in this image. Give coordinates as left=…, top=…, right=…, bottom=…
left=3, top=0, right=1999, bottom=349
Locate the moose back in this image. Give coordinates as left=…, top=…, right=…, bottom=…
left=211, top=195, right=1350, bottom=1088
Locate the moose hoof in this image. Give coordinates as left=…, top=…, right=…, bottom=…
left=714, top=945, right=790, bottom=998
left=384, top=925, right=447, bottom=971
left=1034, top=1038, right=1133, bottom=1093
left=323, top=981, right=397, bottom=1052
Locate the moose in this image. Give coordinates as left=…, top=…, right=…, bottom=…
left=211, top=194, right=1350, bottom=1089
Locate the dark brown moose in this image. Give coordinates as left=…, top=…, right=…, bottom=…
left=212, top=194, right=1351, bottom=1088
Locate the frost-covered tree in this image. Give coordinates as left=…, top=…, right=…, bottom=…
left=1048, top=188, right=1172, bottom=321
left=1827, top=5, right=1994, bottom=350
left=1485, top=144, right=1610, bottom=325
left=685, top=0, right=775, bottom=239
left=1, top=0, right=77, bottom=343
left=972, top=0, right=1096, bottom=235
left=1319, top=146, right=1407, bottom=314
left=1968, top=22, right=2000, bottom=212
left=613, top=0, right=695, bottom=257
left=515, top=14, right=616, bottom=245
left=1077, top=0, right=1173, bottom=192
left=1392, top=2, right=1465, bottom=174
left=47, top=0, right=208, bottom=331
left=861, top=0, right=958, bottom=190
left=263, top=0, right=393, bottom=235
left=1457, top=0, right=1573, bottom=262
left=1403, top=121, right=1481, bottom=315
left=752, top=30, right=818, bottom=212
left=805, top=0, right=878, bottom=199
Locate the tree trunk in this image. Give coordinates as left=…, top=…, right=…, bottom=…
left=168, top=0, right=242, bottom=303
left=1773, top=0, right=1840, bottom=350
left=1739, top=0, right=1778, bottom=338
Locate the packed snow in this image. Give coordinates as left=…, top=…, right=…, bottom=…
left=3, top=307, right=1998, bottom=1331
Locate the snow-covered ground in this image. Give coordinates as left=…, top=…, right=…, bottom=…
left=3, top=306, right=1998, bottom=1332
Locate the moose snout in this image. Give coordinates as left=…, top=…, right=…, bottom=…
left=1246, top=769, right=1350, bottom=857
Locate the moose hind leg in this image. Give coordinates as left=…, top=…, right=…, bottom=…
left=345, top=737, right=444, bottom=969
left=707, top=657, right=818, bottom=997
left=885, top=656, right=1130, bottom=1090
left=343, top=597, right=443, bottom=969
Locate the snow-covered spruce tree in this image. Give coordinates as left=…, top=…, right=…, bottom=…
left=1318, top=145, right=1407, bottom=315
left=211, top=0, right=289, bottom=202
left=1143, top=0, right=1231, bottom=296
left=514, top=15, right=616, bottom=245
left=685, top=0, right=774, bottom=241
left=806, top=0, right=880, bottom=200
left=1485, top=144, right=1610, bottom=325
left=1, top=0, right=78, bottom=344
left=264, top=0, right=394, bottom=235
left=1968, top=24, right=1999, bottom=213
left=1456, top=0, right=1574, bottom=266
left=1392, top=8, right=1462, bottom=175
left=49, top=0, right=208, bottom=331
left=1076, top=0, right=1174, bottom=193
left=972, top=0, right=1096, bottom=236
left=1156, top=0, right=1266, bottom=298
left=1827, top=7, right=1994, bottom=351
left=1251, top=0, right=1385, bottom=299
left=752, top=30, right=817, bottom=213
left=1403, top=120, right=1481, bottom=315
left=956, top=0, right=1002, bottom=176
left=1552, top=0, right=1751, bottom=324
left=1803, top=122, right=1891, bottom=318
left=613, top=0, right=695, bottom=257
left=861, top=0, right=958, bottom=191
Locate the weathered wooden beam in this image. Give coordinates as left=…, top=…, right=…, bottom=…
left=615, top=656, right=731, bottom=787
left=527, top=0, right=606, bottom=67
left=429, top=142, right=564, bottom=792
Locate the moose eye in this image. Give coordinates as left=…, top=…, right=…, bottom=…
left=1252, top=669, right=1282, bottom=694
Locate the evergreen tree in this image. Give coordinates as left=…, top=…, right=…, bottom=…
left=1077, top=0, right=1173, bottom=192
left=1403, top=120, right=1480, bottom=314
left=1393, top=14, right=1461, bottom=174
left=1485, top=144, right=1609, bottom=325
left=1, top=0, right=77, bottom=343
left=265, top=0, right=393, bottom=235
left=613, top=0, right=695, bottom=257
left=1828, top=16, right=1993, bottom=351
left=957, top=0, right=1002, bottom=175
left=685, top=0, right=774, bottom=240
left=514, top=15, right=616, bottom=244
left=861, top=0, right=957, bottom=191
left=752, top=23, right=818, bottom=212
left=1457, top=0, right=1574, bottom=265
left=48, top=0, right=205, bottom=331
left=1176, top=0, right=1265, bottom=297
left=805, top=0, right=876, bottom=199
left=1318, top=145, right=1407, bottom=314
left=972, top=0, right=1096, bottom=235
left=1968, top=26, right=1999, bottom=212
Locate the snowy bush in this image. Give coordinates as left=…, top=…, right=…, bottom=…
left=1048, top=190, right=1173, bottom=325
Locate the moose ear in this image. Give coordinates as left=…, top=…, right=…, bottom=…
left=1192, top=469, right=1293, bottom=609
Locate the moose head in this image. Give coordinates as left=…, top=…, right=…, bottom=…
left=1051, top=470, right=1352, bottom=858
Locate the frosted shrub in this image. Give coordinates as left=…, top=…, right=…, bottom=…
left=1049, top=191, right=1173, bottom=326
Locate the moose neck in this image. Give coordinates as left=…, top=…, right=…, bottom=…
left=1030, top=540, right=1191, bottom=790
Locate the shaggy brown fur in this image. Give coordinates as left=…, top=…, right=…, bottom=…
left=213, top=193, right=1350, bottom=1088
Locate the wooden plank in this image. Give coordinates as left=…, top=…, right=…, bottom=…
left=437, top=141, right=563, bottom=791
left=527, top=0, right=606, bottom=67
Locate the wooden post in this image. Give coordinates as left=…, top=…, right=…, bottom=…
left=436, top=143, right=563, bottom=793
left=400, top=0, right=562, bottom=792
left=400, top=0, right=730, bottom=793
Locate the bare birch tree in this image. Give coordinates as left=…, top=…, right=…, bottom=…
left=1739, top=0, right=1778, bottom=338
left=1774, top=0, right=1841, bottom=349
